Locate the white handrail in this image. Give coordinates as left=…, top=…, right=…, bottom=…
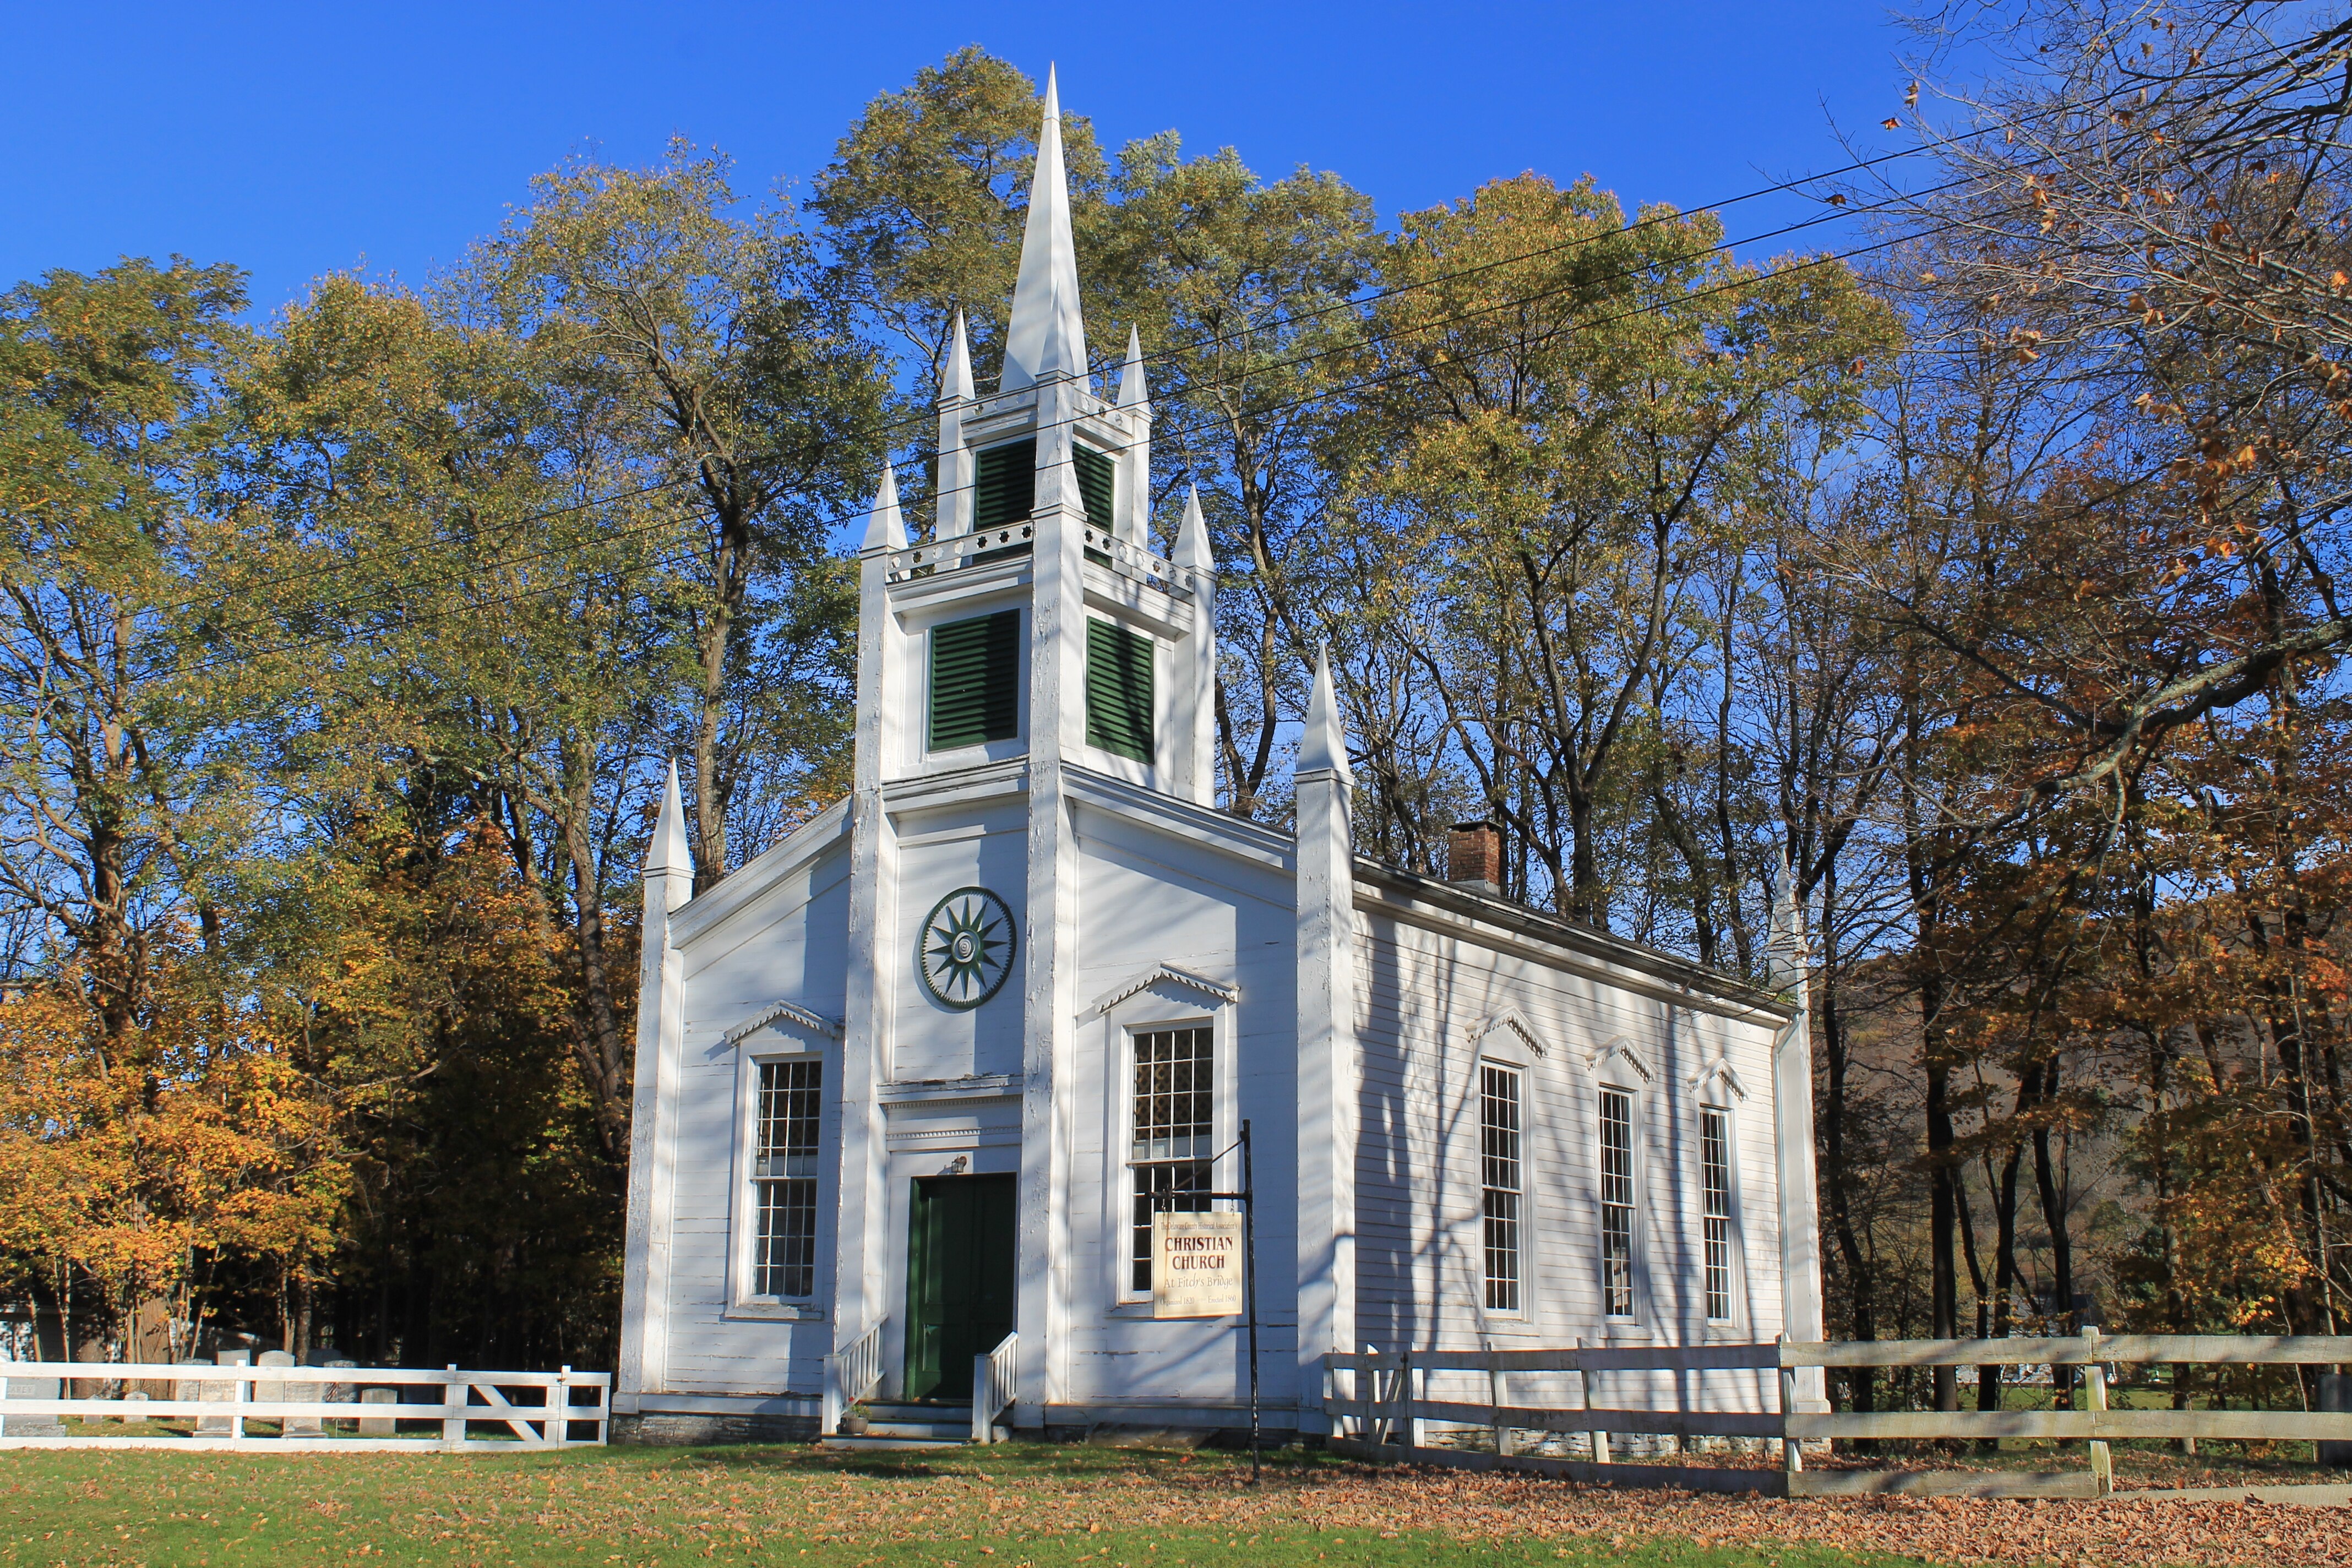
left=970, top=1332, right=1017, bottom=1444
left=820, top=1324, right=885, bottom=1437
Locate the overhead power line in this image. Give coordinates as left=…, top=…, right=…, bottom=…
left=148, top=30, right=2286, bottom=635
left=155, top=194, right=2030, bottom=687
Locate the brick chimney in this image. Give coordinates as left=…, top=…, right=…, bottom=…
left=1446, top=821, right=1502, bottom=896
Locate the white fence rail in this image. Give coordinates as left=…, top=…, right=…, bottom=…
left=0, top=1362, right=609, bottom=1452
left=1324, top=1333, right=2352, bottom=1499
left=971, top=1332, right=1017, bottom=1444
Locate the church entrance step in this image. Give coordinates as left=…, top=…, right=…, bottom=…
left=863, top=1419, right=973, bottom=1440
left=819, top=1434, right=970, bottom=1452
left=859, top=1402, right=970, bottom=1422
left=829, top=1402, right=979, bottom=1445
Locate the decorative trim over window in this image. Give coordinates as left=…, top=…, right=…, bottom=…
left=1688, top=1059, right=1749, bottom=1101
left=1083, top=964, right=1240, bottom=1021
left=1475, top=1009, right=1548, bottom=1058
left=1589, top=1036, right=1654, bottom=1083
left=723, top=999, right=843, bottom=1046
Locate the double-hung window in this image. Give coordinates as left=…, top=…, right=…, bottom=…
left=753, top=1060, right=823, bottom=1299
left=1480, top=1064, right=1523, bottom=1311
left=1701, top=1108, right=1734, bottom=1322
left=1599, top=1087, right=1636, bottom=1320
left=1129, top=1026, right=1213, bottom=1293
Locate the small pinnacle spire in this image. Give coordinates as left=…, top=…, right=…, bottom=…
left=943, top=309, right=974, bottom=401
left=862, top=462, right=906, bottom=552
left=1000, top=64, right=1089, bottom=391
left=1117, top=325, right=1148, bottom=408
left=1299, top=646, right=1352, bottom=783
left=1768, top=843, right=1805, bottom=986
left=1175, top=484, right=1213, bottom=572
left=646, top=759, right=690, bottom=874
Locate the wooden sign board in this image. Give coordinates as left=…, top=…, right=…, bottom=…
left=1151, top=1211, right=1245, bottom=1318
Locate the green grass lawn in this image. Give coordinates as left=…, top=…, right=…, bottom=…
left=0, top=1441, right=1931, bottom=1568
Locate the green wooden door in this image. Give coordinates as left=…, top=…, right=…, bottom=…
left=904, top=1174, right=1017, bottom=1401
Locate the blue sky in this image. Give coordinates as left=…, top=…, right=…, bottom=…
left=2, top=1, right=1924, bottom=313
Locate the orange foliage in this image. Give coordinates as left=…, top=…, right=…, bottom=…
left=0, top=965, right=349, bottom=1352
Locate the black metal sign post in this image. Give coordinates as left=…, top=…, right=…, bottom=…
left=1152, top=1118, right=1260, bottom=1484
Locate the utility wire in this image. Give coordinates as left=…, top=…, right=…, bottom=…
left=168, top=168, right=2006, bottom=666
left=147, top=32, right=2288, bottom=631
left=156, top=197, right=2024, bottom=687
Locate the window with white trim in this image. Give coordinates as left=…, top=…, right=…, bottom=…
left=753, top=1059, right=823, bottom=1298
left=1480, top=1064, right=1522, bottom=1311
left=1701, top=1107, right=1734, bottom=1322
left=1129, top=1025, right=1213, bottom=1292
left=1599, top=1086, right=1636, bottom=1319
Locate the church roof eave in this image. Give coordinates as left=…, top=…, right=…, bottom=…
left=1351, top=859, right=1795, bottom=1023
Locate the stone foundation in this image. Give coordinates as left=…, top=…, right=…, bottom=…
left=613, top=1410, right=816, bottom=1446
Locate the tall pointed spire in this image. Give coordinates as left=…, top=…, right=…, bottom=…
left=942, top=309, right=974, bottom=402
left=861, top=462, right=906, bottom=552
left=646, top=759, right=690, bottom=875
left=999, top=65, right=1090, bottom=391
left=1299, top=646, right=1353, bottom=783
left=1174, top=484, right=1213, bottom=572
left=1116, top=325, right=1147, bottom=409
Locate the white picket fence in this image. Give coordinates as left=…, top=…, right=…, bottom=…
left=0, top=1362, right=609, bottom=1452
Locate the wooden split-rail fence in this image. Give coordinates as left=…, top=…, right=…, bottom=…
left=0, top=1361, right=609, bottom=1452
left=1324, top=1331, right=2352, bottom=1499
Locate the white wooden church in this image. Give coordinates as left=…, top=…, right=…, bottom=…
left=614, top=72, right=1823, bottom=1445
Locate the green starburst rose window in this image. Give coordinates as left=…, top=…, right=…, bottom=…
left=917, top=886, right=1017, bottom=1010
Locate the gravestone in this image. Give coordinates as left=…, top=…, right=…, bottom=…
left=323, top=1360, right=357, bottom=1434
left=358, top=1386, right=397, bottom=1437
left=199, top=1348, right=249, bottom=1435
left=0, top=1376, right=63, bottom=1437
left=172, top=1360, right=204, bottom=1428
left=2321, top=1374, right=2351, bottom=1468
left=121, top=1390, right=149, bottom=1428
left=260, top=1349, right=322, bottom=1437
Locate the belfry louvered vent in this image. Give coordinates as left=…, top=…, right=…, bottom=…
left=971, top=440, right=1036, bottom=533
left=1086, top=618, right=1153, bottom=764
left=1074, top=446, right=1115, bottom=526
left=930, top=611, right=1020, bottom=750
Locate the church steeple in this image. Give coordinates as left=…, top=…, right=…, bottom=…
left=999, top=66, right=1089, bottom=391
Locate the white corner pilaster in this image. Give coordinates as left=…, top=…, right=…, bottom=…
left=1015, top=370, right=1088, bottom=1426
left=832, top=521, right=904, bottom=1363
left=1771, top=863, right=1827, bottom=1408
left=618, top=773, right=693, bottom=1401
left=1293, top=762, right=1358, bottom=1432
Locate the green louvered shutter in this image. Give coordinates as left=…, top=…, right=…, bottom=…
left=1085, top=619, right=1154, bottom=764
left=971, top=440, right=1037, bottom=533
left=1073, top=445, right=1116, bottom=526
left=930, top=611, right=1020, bottom=750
